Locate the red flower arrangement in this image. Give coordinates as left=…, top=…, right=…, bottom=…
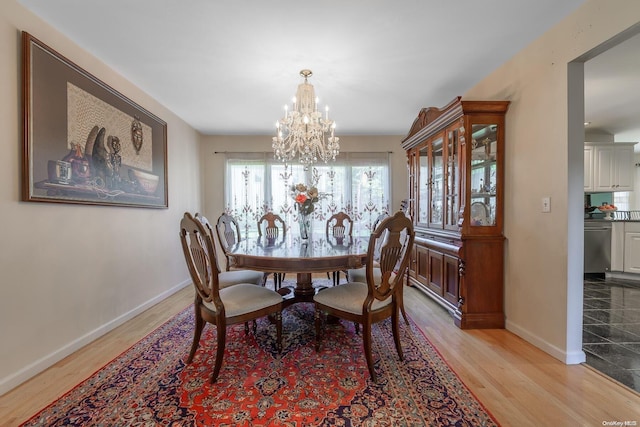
left=291, top=183, right=319, bottom=215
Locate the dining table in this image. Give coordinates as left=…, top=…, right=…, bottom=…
left=227, top=232, right=369, bottom=305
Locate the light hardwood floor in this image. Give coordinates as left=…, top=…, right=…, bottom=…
left=1, top=282, right=639, bottom=426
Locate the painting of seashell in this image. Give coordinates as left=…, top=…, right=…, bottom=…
left=84, top=125, right=100, bottom=160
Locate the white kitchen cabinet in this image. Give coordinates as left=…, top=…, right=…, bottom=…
left=609, top=222, right=640, bottom=274
left=611, top=222, right=624, bottom=271
left=613, top=145, right=635, bottom=191
left=584, top=145, right=594, bottom=191
left=587, top=143, right=636, bottom=192
left=624, top=222, right=640, bottom=274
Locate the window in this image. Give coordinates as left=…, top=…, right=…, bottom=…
left=613, top=192, right=630, bottom=211
left=224, top=152, right=391, bottom=237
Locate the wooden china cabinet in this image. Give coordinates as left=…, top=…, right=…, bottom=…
left=402, top=97, right=509, bottom=329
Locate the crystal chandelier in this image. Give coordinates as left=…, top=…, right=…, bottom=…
left=272, top=69, right=340, bottom=170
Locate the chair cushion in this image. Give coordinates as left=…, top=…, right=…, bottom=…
left=218, top=270, right=264, bottom=288
left=203, top=283, right=282, bottom=317
left=313, top=282, right=392, bottom=315
left=346, top=267, right=395, bottom=284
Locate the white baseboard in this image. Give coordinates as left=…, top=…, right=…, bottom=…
left=606, top=271, right=640, bottom=281
left=506, top=319, right=586, bottom=365
left=0, top=280, right=191, bottom=397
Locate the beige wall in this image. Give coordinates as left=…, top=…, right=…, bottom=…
left=0, top=1, right=201, bottom=395
left=200, top=135, right=407, bottom=223
left=465, top=1, right=640, bottom=362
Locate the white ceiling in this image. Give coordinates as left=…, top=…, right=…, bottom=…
left=584, top=31, right=640, bottom=143
left=19, top=0, right=636, bottom=142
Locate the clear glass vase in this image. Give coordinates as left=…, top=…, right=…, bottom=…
left=298, top=212, right=311, bottom=240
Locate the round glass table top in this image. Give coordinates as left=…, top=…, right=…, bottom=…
left=228, top=233, right=370, bottom=273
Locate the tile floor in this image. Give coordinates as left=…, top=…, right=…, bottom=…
left=583, top=276, right=640, bottom=393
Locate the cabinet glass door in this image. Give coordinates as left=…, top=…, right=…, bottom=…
left=418, top=146, right=429, bottom=225
left=430, top=136, right=444, bottom=226
left=470, top=123, right=498, bottom=227
left=445, top=126, right=459, bottom=229
left=408, top=149, right=416, bottom=221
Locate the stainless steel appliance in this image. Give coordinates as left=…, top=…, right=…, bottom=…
left=584, top=221, right=612, bottom=274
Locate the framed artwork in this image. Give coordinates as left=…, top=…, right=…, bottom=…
left=22, top=31, right=168, bottom=208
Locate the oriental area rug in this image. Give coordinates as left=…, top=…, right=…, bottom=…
left=21, top=281, right=499, bottom=426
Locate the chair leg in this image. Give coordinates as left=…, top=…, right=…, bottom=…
left=333, top=271, right=340, bottom=286
left=243, top=320, right=257, bottom=335
left=314, top=307, right=322, bottom=352
left=210, top=322, right=226, bottom=383
left=272, top=273, right=285, bottom=291
left=399, top=284, right=410, bottom=325
left=362, top=321, right=377, bottom=383
left=187, top=306, right=204, bottom=364
left=392, top=306, right=404, bottom=361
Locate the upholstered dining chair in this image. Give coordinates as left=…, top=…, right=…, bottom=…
left=346, top=212, right=409, bottom=325
left=194, top=213, right=265, bottom=288
left=257, top=212, right=287, bottom=290
left=325, top=211, right=354, bottom=286
left=180, top=212, right=283, bottom=383
left=314, top=210, right=415, bottom=382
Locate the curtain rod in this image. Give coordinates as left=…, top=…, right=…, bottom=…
left=214, top=151, right=394, bottom=154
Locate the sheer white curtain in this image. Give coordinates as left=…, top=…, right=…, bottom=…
left=223, top=152, right=391, bottom=237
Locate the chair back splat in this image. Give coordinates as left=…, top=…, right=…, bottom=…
left=195, top=213, right=265, bottom=287
left=256, top=212, right=287, bottom=290
left=215, top=212, right=241, bottom=271
left=257, top=212, right=286, bottom=240
left=193, top=213, right=224, bottom=275
left=325, top=211, right=354, bottom=285
left=326, top=211, right=354, bottom=240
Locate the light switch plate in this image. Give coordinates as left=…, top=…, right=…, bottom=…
left=542, top=197, right=551, bottom=213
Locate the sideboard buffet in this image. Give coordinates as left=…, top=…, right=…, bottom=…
left=401, top=97, right=509, bottom=329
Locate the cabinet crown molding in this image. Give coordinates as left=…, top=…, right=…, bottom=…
left=402, top=97, right=510, bottom=150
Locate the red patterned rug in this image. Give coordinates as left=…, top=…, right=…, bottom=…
left=22, top=284, right=499, bottom=426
